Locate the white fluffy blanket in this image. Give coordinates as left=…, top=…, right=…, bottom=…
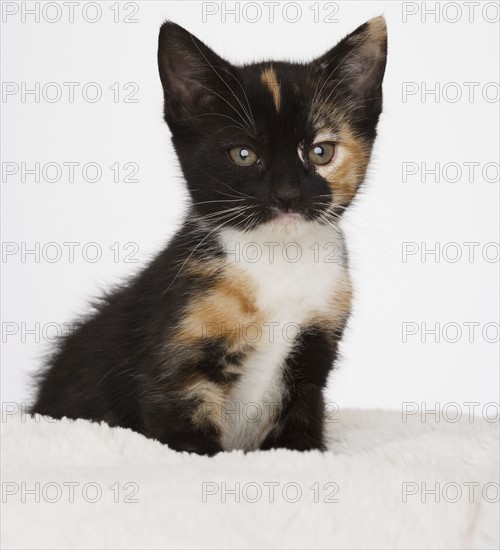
left=2, top=408, right=498, bottom=549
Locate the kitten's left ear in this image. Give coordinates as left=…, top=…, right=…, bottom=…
left=313, top=16, right=388, bottom=101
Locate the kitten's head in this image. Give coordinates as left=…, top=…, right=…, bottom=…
left=158, top=18, right=387, bottom=231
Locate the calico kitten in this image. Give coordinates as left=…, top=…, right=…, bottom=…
left=32, top=18, right=387, bottom=455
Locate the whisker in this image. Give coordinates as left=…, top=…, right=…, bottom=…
left=210, top=177, right=255, bottom=200
left=216, top=65, right=256, bottom=129
left=159, top=209, right=249, bottom=298
left=191, top=198, right=245, bottom=206
left=189, top=35, right=255, bottom=131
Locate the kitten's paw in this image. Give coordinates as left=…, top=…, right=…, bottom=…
left=165, top=435, right=222, bottom=456
left=260, top=431, right=326, bottom=452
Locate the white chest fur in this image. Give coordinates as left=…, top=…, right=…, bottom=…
left=218, top=220, right=348, bottom=450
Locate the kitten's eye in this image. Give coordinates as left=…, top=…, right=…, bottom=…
left=228, top=146, right=259, bottom=167
left=307, top=142, right=335, bottom=165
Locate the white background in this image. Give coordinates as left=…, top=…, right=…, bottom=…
left=1, top=1, right=499, bottom=412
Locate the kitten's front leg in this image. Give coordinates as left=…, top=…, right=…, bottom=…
left=143, top=375, right=226, bottom=456
left=260, top=383, right=327, bottom=451
left=260, top=328, right=341, bottom=452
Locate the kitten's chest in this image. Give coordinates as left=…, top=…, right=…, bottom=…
left=219, top=223, right=347, bottom=322
left=217, top=223, right=349, bottom=451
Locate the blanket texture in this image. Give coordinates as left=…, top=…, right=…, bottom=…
left=2, top=408, right=498, bottom=549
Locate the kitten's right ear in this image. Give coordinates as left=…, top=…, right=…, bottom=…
left=158, top=21, right=232, bottom=124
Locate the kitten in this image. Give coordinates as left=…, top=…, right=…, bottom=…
left=31, top=18, right=387, bottom=455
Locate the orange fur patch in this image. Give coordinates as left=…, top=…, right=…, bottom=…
left=260, top=66, right=282, bottom=112
left=304, top=269, right=352, bottom=333
left=317, top=121, right=371, bottom=207
left=175, top=261, right=260, bottom=348
left=181, top=374, right=226, bottom=431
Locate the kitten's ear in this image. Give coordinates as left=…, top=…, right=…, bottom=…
left=158, top=21, right=233, bottom=123
left=313, top=16, right=387, bottom=101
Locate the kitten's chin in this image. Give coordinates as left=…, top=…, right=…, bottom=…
left=273, top=213, right=303, bottom=225
left=264, top=212, right=308, bottom=233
